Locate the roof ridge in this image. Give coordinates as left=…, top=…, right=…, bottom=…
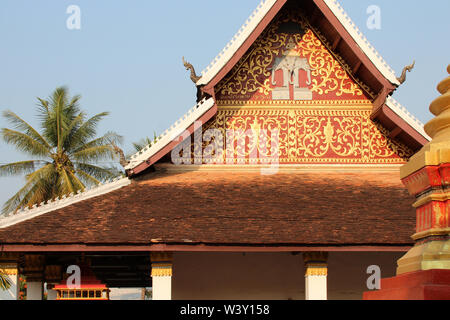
left=0, top=177, right=131, bottom=229
left=125, top=97, right=215, bottom=170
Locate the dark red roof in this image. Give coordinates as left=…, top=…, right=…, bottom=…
left=0, top=168, right=416, bottom=247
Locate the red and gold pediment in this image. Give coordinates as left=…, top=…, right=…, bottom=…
left=182, top=108, right=412, bottom=165
left=189, top=8, right=413, bottom=165
left=215, top=10, right=373, bottom=104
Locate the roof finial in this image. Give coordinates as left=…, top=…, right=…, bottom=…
left=111, top=142, right=129, bottom=168
left=397, top=60, right=415, bottom=84
left=182, top=57, right=202, bottom=84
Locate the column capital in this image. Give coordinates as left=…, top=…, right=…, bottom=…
left=303, top=252, right=328, bottom=300
left=151, top=252, right=173, bottom=263
left=303, top=252, right=328, bottom=264
left=151, top=252, right=173, bottom=277
left=303, top=252, right=328, bottom=277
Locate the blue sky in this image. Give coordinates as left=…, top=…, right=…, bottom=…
left=0, top=0, right=449, bottom=212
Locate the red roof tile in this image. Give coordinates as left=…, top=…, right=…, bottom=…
left=0, top=169, right=416, bottom=246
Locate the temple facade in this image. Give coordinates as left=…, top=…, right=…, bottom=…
left=0, top=0, right=435, bottom=300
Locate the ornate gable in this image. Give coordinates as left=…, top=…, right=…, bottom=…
left=124, top=0, right=427, bottom=176
left=215, top=10, right=372, bottom=103
left=180, top=9, right=414, bottom=166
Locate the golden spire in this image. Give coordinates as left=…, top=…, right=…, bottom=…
left=425, top=65, right=450, bottom=139
left=396, top=65, right=450, bottom=275
left=400, top=65, right=450, bottom=178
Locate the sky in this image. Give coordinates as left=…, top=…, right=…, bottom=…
left=0, top=0, right=449, bottom=212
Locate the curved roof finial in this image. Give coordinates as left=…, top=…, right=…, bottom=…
left=397, top=60, right=415, bottom=84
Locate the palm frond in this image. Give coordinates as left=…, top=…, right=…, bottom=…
left=62, top=112, right=86, bottom=149
left=0, top=271, right=11, bottom=291
left=40, top=87, right=79, bottom=148
left=71, top=143, right=119, bottom=163
left=75, top=162, right=120, bottom=182
left=2, top=164, right=55, bottom=214
left=71, top=131, right=123, bottom=155
left=67, top=170, right=86, bottom=191
left=2, top=110, right=51, bottom=150
left=58, top=169, right=77, bottom=195
left=0, top=160, right=48, bottom=177
left=1, top=128, right=51, bottom=157
left=75, top=169, right=101, bottom=187
left=65, top=112, right=110, bottom=151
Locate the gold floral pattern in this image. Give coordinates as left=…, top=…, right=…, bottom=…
left=187, top=108, right=413, bottom=165
left=216, top=10, right=367, bottom=101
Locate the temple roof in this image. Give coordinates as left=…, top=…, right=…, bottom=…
left=0, top=0, right=424, bottom=249
left=0, top=167, right=416, bottom=248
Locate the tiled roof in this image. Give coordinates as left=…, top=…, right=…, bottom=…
left=0, top=169, right=416, bottom=246
left=0, top=177, right=131, bottom=229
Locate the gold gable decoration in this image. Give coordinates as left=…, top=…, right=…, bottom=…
left=189, top=107, right=414, bottom=165
left=216, top=9, right=373, bottom=101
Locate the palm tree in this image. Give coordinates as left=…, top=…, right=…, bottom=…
left=0, top=270, right=11, bottom=291
left=0, top=87, right=123, bottom=215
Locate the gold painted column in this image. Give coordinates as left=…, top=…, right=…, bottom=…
left=303, top=252, right=328, bottom=300
left=151, top=252, right=173, bottom=300
left=398, top=65, right=450, bottom=275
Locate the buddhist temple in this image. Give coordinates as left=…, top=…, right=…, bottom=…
left=0, top=0, right=444, bottom=300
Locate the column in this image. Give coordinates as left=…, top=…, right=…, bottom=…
left=27, top=281, right=43, bottom=300
left=151, top=252, right=172, bottom=300
left=23, top=255, right=45, bottom=300
left=303, top=252, right=328, bottom=300
left=45, top=284, right=58, bottom=300
left=45, top=265, right=62, bottom=300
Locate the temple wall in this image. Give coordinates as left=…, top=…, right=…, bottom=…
left=172, top=251, right=403, bottom=300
